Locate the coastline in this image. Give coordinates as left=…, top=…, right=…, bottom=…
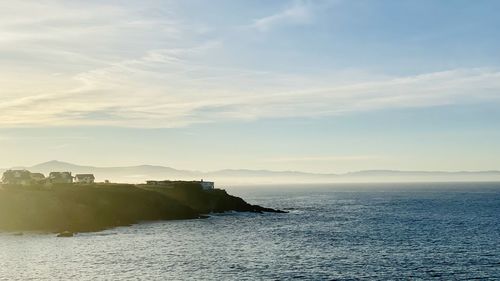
left=0, top=182, right=285, bottom=234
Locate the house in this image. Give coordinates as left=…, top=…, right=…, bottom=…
left=49, top=172, right=73, bottom=184
left=199, top=179, right=215, bottom=191
left=75, top=174, right=95, bottom=184
left=148, top=180, right=179, bottom=186
left=1, top=170, right=47, bottom=185
left=145, top=179, right=214, bottom=190
left=1, top=170, right=33, bottom=185
left=30, top=173, right=46, bottom=184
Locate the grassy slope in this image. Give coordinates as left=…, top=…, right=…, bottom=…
left=0, top=184, right=199, bottom=232
left=0, top=183, right=283, bottom=233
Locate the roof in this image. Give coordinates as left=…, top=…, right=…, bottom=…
left=2, top=170, right=32, bottom=179
left=75, top=174, right=95, bottom=178
left=49, top=171, right=71, bottom=175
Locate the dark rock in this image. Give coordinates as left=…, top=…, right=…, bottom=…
left=0, top=183, right=285, bottom=233
left=251, top=205, right=288, bottom=213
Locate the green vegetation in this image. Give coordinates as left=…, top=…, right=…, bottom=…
left=0, top=183, right=283, bottom=233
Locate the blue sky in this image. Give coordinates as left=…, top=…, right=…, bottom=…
left=0, top=0, right=499, bottom=172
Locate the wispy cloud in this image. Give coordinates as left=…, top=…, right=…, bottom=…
left=251, top=1, right=313, bottom=31
left=1, top=1, right=500, bottom=129
left=1, top=52, right=500, bottom=128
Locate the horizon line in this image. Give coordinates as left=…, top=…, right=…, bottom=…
left=2, top=160, right=500, bottom=176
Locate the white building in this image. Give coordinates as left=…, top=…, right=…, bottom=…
left=49, top=172, right=73, bottom=184
left=144, top=179, right=215, bottom=190
left=199, top=179, right=214, bottom=191
left=75, top=174, right=95, bottom=184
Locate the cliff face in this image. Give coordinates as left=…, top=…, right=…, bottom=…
left=0, top=183, right=283, bottom=233
left=141, top=183, right=286, bottom=214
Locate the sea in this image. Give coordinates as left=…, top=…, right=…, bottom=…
left=1, top=182, right=499, bottom=280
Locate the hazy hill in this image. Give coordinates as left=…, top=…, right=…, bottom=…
left=1, top=161, right=500, bottom=184
left=26, top=160, right=199, bottom=183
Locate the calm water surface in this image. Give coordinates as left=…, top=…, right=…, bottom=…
left=1, top=183, right=499, bottom=280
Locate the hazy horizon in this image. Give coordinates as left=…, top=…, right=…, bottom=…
left=1, top=1, right=500, bottom=173
left=2, top=160, right=500, bottom=185
left=4, top=159, right=500, bottom=174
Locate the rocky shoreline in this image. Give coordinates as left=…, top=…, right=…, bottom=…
left=0, top=182, right=285, bottom=234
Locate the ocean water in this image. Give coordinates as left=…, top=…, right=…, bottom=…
left=1, top=182, right=499, bottom=280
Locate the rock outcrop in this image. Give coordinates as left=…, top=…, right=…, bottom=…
left=0, top=183, right=284, bottom=233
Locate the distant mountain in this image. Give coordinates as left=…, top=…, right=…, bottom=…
left=5, top=161, right=199, bottom=184
left=31, top=160, right=92, bottom=172
left=207, top=169, right=500, bottom=184
left=1, top=161, right=500, bottom=184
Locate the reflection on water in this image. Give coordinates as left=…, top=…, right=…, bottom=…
left=1, top=183, right=499, bottom=280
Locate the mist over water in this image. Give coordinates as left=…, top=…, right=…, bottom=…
left=1, top=183, right=499, bottom=280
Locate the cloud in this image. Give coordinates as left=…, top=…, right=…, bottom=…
left=1, top=1, right=500, bottom=128
left=251, top=0, right=313, bottom=31
left=1, top=52, right=500, bottom=127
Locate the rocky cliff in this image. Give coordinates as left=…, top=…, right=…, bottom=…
left=0, top=183, right=284, bottom=233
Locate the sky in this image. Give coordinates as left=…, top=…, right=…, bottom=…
left=0, top=0, right=499, bottom=173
